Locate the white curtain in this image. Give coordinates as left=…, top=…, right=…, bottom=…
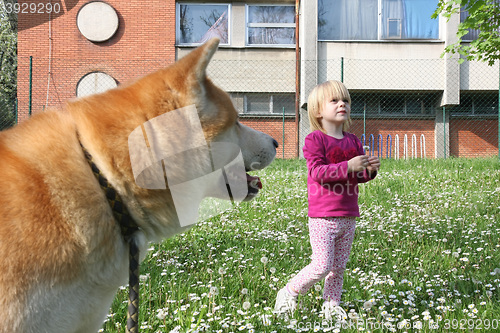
left=319, top=0, right=378, bottom=40
left=319, top=0, right=438, bottom=40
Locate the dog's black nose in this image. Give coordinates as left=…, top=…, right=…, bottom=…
left=272, top=139, right=279, bottom=149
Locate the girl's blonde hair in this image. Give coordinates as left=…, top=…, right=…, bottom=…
left=307, top=80, right=352, bottom=133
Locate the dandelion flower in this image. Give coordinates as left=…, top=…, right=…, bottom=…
left=261, top=256, right=269, bottom=264
left=242, top=301, right=251, bottom=310
left=210, top=286, right=219, bottom=296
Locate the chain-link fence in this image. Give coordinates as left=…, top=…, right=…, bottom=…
left=7, top=56, right=500, bottom=159
left=0, top=51, right=17, bottom=131
left=0, top=98, right=16, bottom=131
left=304, top=58, right=499, bottom=159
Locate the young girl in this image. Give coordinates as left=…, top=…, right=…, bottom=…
left=274, top=80, right=380, bottom=321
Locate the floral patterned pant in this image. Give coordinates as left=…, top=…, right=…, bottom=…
left=288, top=216, right=356, bottom=304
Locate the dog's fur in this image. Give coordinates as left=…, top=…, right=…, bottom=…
left=0, top=39, right=277, bottom=333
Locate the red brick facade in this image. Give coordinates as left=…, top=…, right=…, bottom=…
left=17, top=0, right=176, bottom=121
left=450, top=119, right=498, bottom=157
left=241, top=117, right=298, bottom=159
left=350, top=119, right=436, bottom=159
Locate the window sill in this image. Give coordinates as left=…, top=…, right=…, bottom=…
left=351, top=114, right=437, bottom=119
left=318, top=40, right=443, bottom=43
left=176, top=44, right=296, bottom=49
left=239, top=113, right=297, bottom=119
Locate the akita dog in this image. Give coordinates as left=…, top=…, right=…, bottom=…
left=0, top=38, right=277, bottom=333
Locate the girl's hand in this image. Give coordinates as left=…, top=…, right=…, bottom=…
left=347, top=155, right=369, bottom=172
left=366, top=156, right=380, bottom=172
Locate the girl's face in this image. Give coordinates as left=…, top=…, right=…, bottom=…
left=318, top=96, right=351, bottom=128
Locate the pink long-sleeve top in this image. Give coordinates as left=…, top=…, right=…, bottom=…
left=303, top=130, right=377, bottom=217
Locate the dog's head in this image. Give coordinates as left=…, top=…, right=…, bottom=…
left=126, top=38, right=278, bottom=203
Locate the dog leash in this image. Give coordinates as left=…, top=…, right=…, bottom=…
left=78, top=139, right=141, bottom=333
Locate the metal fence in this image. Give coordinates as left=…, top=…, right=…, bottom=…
left=4, top=56, right=500, bottom=159
left=0, top=98, right=16, bottom=131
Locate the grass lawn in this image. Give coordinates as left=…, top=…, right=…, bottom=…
left=102, top=157, right=500, bottom=332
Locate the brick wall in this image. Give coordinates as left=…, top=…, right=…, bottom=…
left=450, top=118, right=498, bottom=157
left=350, top=119, right=436, bottom=159
left=17, top=0, right=176, bottom=121
left=241, top=117, right=298, bottom=159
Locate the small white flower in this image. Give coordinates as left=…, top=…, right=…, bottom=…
left=241, top=288, right=248, bottom=295
left=156, top=308, right=167, bottom=320
left=261, top=256, right=269, bottom=264
left=242, top=301, right=251, bottom=310
left=218, top=268, right=226, bottom=275
left=260, top=314, right=272, bottom=326
left=169, top=326, right=181, bottom=333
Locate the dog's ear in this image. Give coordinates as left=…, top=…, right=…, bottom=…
left=175, top=38, right=220, bottom=84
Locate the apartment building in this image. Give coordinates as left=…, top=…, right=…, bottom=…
left=17, top=0, right=499, bottom=158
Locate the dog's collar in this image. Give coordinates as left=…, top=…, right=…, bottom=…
left=78, top=139, right=139, bottom=241
left=78, top=137, right=142, bottom=331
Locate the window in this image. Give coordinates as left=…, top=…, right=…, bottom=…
left=231, top=93, right=295, bottom=114
left=76, top=72, right=117, bottom=97
left=455, top=93, right=498, bottom=115
left=460, top=7, right=479, bottom=41
left=177, top=3, right=230, bottom=45
left=246, top=5, right=295, bottom=46
left=350, top=92, right=438, bottom=115
left=319, top=0, right=439, bottom=41
left=460, top=1, right=500, bottom=41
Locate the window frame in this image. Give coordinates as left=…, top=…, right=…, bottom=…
left=350, top=92, right=439, bottom=116
left=454, top=92, right=499, bottom=115
left=231, top=92, right=296, bottom=115
left=245, top=4, right=296, bottom=48
left=318, top=0, right=440, bottom=42
left=176, top=2, right=231, bottom=46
